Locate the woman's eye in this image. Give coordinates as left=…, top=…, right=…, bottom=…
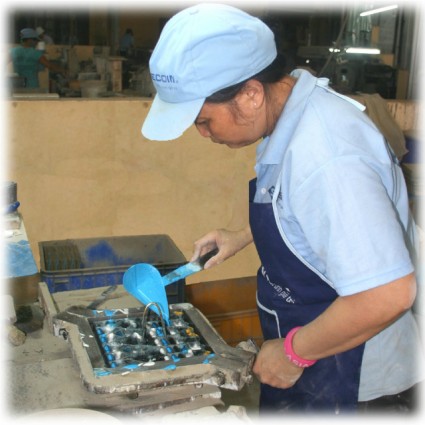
left=195, top=120, right=207, bottom=128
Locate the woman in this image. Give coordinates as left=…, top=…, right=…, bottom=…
left=10, top=28, right=66, bottom=89
left=141, top=3, right=422, bottom=413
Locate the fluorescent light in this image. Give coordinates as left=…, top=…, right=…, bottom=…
left=360, top=5, right=398, bottom=16
left=345, top=47, right=381, bottom=54
left=329, top=47, right=341, bottom=53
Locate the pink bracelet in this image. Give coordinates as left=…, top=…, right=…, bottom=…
left=284, top=326, right=317, bottom=368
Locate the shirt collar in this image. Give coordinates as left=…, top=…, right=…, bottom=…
left=256, top=69, right=318, bottom=165
left=255, top=69, right=364, bottom=165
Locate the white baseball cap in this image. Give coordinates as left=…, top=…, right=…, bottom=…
left=141, top=3, right=277, bottom=141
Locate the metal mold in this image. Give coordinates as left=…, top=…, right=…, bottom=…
left=52, top=302, right=256, bottom=396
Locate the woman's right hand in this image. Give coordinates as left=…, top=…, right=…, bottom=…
left=191, top=225, right=253, bottom=269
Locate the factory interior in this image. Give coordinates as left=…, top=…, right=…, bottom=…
left=3, top=0, right=423, bottom=422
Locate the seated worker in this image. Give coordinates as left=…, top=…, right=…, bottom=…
left=10, top=28, right=66, bottom=89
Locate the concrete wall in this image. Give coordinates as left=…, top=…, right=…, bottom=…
left=6, top=97, right=260, bottom=285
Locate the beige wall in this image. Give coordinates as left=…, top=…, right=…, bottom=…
left=7, top=98, right=260, bottom=285
left=7, top=97, right=419, bottom=286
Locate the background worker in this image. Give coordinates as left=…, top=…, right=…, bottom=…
left=36, top=26, right=54, bottom=46
left=36, top=26, right=54, bottom=51
left=10, top=28, right=66, bottom=89
left=119, top=28, right=134, bottom=57
left=140, top=3, right=423, bottom=414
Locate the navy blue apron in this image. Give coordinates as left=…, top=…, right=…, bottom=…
left=249, top=178, right=365, bottom=413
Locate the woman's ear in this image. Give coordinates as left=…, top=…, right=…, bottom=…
left=239, top=79, right=265, bottom=110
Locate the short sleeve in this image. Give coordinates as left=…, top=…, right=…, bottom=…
left=289, top=155, right=414, bottom=295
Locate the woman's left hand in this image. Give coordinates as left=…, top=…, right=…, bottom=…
left=252, top=338, right=304, bottom=389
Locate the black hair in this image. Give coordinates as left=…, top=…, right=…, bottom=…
left=206, top=53, right=287, bottom=103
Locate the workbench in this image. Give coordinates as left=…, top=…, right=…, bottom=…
left=5, top=284, right=259, bottom=423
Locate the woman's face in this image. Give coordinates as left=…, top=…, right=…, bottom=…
left=194, top=84, right=267, bottom=149
left=23, top=38, right=38, bottom=47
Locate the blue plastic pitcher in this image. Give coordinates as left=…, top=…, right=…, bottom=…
left=123, top=248, right=218, bottom=323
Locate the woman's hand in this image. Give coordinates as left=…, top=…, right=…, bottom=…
left=253, top=338, right=304, bottom=389
left=191, top=225, right=253, bottom=269
left=252, top=273, right=416, bottom=389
